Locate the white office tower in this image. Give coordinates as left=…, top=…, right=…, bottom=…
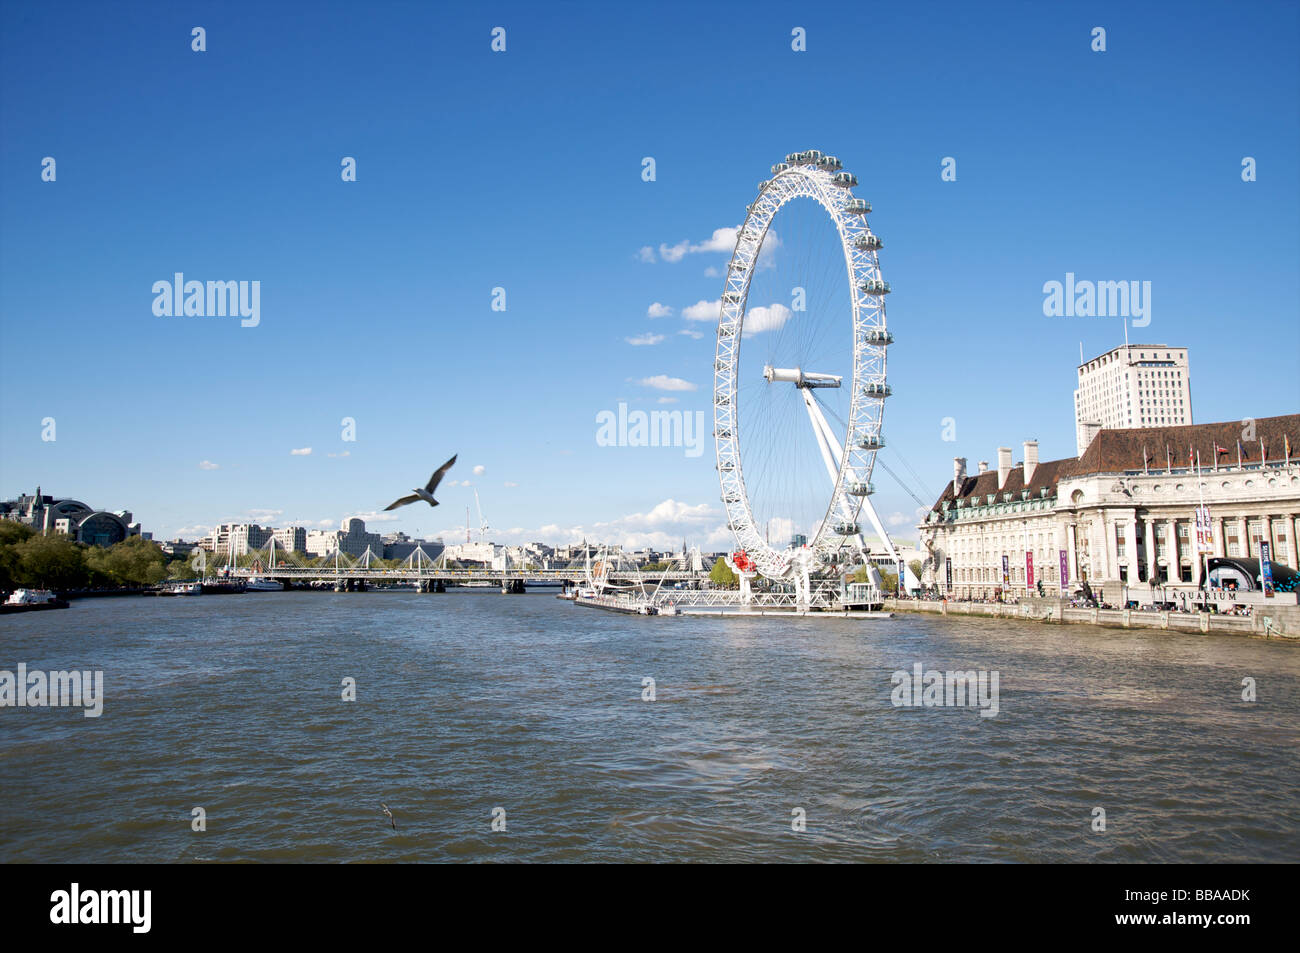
left=1074, top=344, right=1192, bottom=456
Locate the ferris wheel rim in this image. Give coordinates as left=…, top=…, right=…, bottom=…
left=712, top=152, right=891, bottom=581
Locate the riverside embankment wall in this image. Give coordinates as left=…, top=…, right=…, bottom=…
left=882, top=598, right=1300, bottom=640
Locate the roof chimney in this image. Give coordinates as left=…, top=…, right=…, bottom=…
left=952, top=457, right=967, bottom=496
left=996, top=447, right=1013, bottom=489
left=1023, top=440, right=1039, bottom=483
left=978, top=460, right=989, bottom=474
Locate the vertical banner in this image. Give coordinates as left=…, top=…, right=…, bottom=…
left=1059, top=549, right=1069, bottom=592
left=1260, top=541, right=1275, bottom=598
left=1195, top=505, right=1213, bottom=553
left=897, top=560, right=905, bottom=596
left=945, top=557, right=952, bottom=593
left=1026, top=551, right=1034, bottom=590
left=1001, top=555, right=1009, bottom=588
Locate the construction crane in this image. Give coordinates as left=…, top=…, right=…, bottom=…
left=472, top=487, right=490, bottom=541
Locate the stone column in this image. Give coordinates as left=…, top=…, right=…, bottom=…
left=1125, top=513, right=1138, bottom=583
left=1166, top=518, right=1180, bottom=588
left=1238, top=516, right=1249, bottom=557
left=1215, top=517, right=1227, bottom=558
left=1144, top=518, right=1157, bottom=590
left=1291, top=516, right=1299, bottom=569
left=1066, top=522, right=1078, bottom=586
left=1105, top=519, right=1119, bottom=586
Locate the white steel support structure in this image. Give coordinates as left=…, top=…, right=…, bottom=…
left=713, top=150, right=896, bottom=584
left=799, top=386, right=904, bottom=570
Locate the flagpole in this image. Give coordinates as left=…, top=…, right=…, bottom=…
left=1196, top=449, right=1210, bottom=611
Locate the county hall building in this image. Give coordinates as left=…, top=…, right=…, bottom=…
left=918, top=414, right=1300, bottom=604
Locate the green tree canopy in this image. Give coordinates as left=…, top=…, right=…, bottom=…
left=15, top=534, right=87, bottom=590
left=709, top=558, right=737, bottom=588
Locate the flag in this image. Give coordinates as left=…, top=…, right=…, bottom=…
left=1214, top=442, right=1228, bottom=471
left=1237, top=440, right=1243, bottom=469
left=1261, top=438, right=1267, bottom=464
left=1166, top=445, right=1172, bottom=472
left=1142, top=446, right=1150, bottom=474
left=1287, top=434, right=1292, bottom=466
left=1189, top=446, right=1194, bottom=469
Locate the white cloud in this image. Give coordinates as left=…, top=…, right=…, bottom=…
left=886, top=512, right=910, bottom=527
left=644, top=226, right=777, bottom=269
left=657, top=396, right=678, bottom=404
left=291, top=447, right=312, bottom=456
left=658, top=240, right=690, bottom=263
left=692, top=227, right=738, bottom=254
left=678, top=329, right=704, bottom=339
left=504, top=481, right=518, bottom=488
left=742, top=302, right=792, bottom=336
left=327, top=451, right=351, bottom=458
left=199, top=460, right=219, bottom=470
left=682, top=299, right=721, bottom=322
left=425, top=499, right=734, bottom=551
left=344, top=510, right=402, bottom=524
left=626, top=333, right=664, bottom=346
left=647, top=302, right=673, bottom=318
left=685, top=298, right=786, bottom=332
left=472, top=465, right=485, bottom=475
left=635, top=375, right=696, bottom=392
left=756, top=229, right=780, bottom=269
left=318, top=519, right=335, bottom=527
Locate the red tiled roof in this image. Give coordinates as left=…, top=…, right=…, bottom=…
left=928, top=413, right=1300, bottom=512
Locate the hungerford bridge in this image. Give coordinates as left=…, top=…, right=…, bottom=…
left=201, top=539, right=709, bottom=593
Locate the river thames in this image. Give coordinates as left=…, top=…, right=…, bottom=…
left=2, top=591, right=1297, bottom=863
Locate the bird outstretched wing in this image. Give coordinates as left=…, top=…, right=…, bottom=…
left=424, top=454, right=458, bottom=493
left=384, top=494, right=422, bottom=511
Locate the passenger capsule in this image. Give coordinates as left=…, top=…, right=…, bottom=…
left=865, top=328, right=894, bottom=345
left=845, top=198, right=872, bottom=215
left=832, top=172, right=858, bottom=188
left=833, top=522, right=861, bottom=536
left=857, top=434, right=884, bottom=450
left=847, top=482, right=876, bottom=496
left=854, top=233, right=882, bottom=251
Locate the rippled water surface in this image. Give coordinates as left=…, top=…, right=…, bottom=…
left=2, top=591, right=1298, bottom=862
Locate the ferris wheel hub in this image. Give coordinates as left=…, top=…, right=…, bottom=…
left=762, top=366, right=842, bottom=388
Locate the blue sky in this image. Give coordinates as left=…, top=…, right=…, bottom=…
left=2, top=0, right=1297, bottom=550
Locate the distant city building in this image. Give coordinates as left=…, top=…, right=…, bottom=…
left=0, top=486, right=142, bottom=547
left=444, top=540, right=498, bottom=565
left=158, top=539, right=198, bottom=557
left=1075, top=344, right=1192, bottom=455
left=382, top=532, right=445, bottom=561
left=306, top=517, right=384, bottom=558
left=920, top=415, right=1300, bottom=604
left=205, top=523, right=274, bottom=556
left=271, top=526, right=307, bottom=554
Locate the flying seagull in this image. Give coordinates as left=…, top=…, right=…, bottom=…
left=384, top=455, right=457, bottom=511
left=381, top=803, right=395, bottom=830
